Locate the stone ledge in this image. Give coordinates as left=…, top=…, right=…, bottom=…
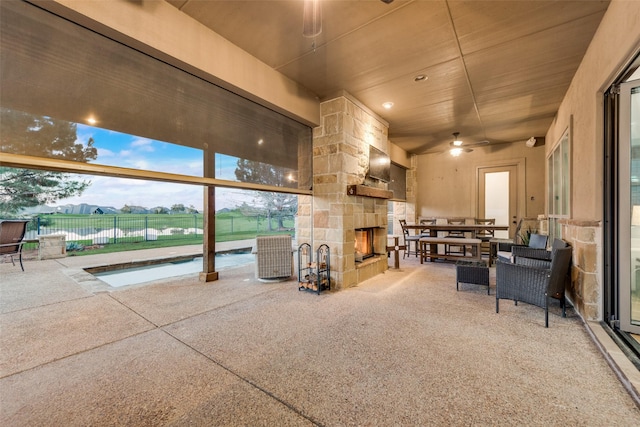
left=347, top=185, right=393, bottom=199
left=355, top=255, right=387, bottom=270
left=559, top=218, right=601, bottom=227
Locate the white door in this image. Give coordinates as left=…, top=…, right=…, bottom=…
left=478, top=166, right=518, bottom=239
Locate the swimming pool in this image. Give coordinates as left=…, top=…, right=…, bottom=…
left=87, top=253, right=255, bottom=287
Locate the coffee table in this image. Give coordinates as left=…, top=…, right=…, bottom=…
left=455, top=260, right=490, bottom=294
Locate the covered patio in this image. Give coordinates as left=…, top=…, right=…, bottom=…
left=1, top=252, right=638, bottom=424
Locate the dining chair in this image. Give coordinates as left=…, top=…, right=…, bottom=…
left=399, top=219, right=420, bottom=258
left=475, top=218, right=495, bottom=258
left=444, top=218, right=467, bottom=256
left=419, top=217, right=437, bottom=237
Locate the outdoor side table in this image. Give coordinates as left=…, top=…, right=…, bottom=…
left=455, top=260, right=490, bottom=294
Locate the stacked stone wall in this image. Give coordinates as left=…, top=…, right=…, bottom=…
left=297, top=94, right=390, bottom=290
left=560, top=219, right=602, bottom=321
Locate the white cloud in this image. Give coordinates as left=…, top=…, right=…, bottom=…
left=56, top=175, right=203, bottom=210
left=96, top=147, right=115, bottom=157
left=130, top=138, right=155, bottom=152
left=131, top=160, right=151, bottom=170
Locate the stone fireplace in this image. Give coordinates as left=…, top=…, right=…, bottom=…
left=354, top=227, right=375, bottom=262
left=297, top=92, right=390, bottom=291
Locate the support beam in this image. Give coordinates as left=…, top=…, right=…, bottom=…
left=199, top=185, right=218, bottom=282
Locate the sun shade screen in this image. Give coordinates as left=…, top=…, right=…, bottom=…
left=0, top=1, right=312, bottom=190
left=388, top=163, right=407, bottom=200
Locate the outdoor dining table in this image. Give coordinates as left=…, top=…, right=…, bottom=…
left=403, top=223, right=509, bottom=262
left=402, top=223, right=509, bottom=238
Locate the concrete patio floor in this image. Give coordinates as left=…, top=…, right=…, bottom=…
left=1, top=246, right=639, bottom=425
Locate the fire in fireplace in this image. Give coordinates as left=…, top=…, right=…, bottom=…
left=355, top=228, right=375, bottom=262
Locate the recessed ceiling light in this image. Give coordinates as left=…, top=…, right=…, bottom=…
left=382, top=102, right=394, bottom=109
left=258, top=139, right=264, bottom=145
left=414, top=74, right=428, bottom=82
left=86, top=117, right=97, bottom=125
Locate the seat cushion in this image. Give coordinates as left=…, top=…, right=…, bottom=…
left=497, top=251, right=512, bottom=263
left=528, top=233, right=548, bottom=249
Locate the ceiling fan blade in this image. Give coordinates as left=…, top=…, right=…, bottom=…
left=448, top=138, right=490, bottom=148
left=302, top=0, right=322, bottom=38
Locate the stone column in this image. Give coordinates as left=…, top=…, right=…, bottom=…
left=38, top=234, right=66, bottom=260
left=302, top=92, right=390, bottom=290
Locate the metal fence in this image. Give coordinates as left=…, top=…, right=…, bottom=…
left=25, top=214, right=295, bottom=244
left=28, top=214, right=203, bottom=245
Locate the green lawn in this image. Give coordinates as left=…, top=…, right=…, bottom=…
left=30, top=213, right=295, bottom=256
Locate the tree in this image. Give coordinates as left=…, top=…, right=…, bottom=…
left=0, top=108, right=97, bottom=217
left=234, top=159, right=297, bottom=230
left=171, top=204, right=186, bottom=213
left=0, top=169, right=91, bottom=216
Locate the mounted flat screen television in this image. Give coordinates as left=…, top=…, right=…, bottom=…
left=367, top=145, right=391, bottom=183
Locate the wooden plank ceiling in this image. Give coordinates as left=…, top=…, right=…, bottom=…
left=166, top=0, right=610, bottom=154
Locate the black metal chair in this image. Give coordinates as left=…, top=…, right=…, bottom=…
left=0, top=219, right=30, bottom=271
left=496, top=243, right=572, bottom=327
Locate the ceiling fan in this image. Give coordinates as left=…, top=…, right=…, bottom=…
left=448, top=132, right=489, bottom=156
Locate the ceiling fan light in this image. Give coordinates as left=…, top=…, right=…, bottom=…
left=450, top=148, right=463, bottom=157
left=302, top=0, right=322, bottom=38
left=452, top=139, right=463, bottom=146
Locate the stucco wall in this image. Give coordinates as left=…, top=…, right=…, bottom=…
left=546, top=0, right=640, bottom=221
left=544, top=0, right=640, bottom=321
left=416, top=141, right=546, bottom=220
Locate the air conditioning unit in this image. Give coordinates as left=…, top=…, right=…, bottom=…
left=254, top=235, right=293, bottom=281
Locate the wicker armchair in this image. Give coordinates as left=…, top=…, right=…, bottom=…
left=496, top=244, right=572, bottom=327
left=496, top=233, right=548, bottom=263
left=512, top=238, right=569, bottom=267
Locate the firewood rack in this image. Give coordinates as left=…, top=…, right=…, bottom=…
left=298, top=243, right=330, bottom=294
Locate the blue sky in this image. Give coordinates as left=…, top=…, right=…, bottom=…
left=57, top=125, right=251, bottom=210
left=77, top=124, right=204, bottom=176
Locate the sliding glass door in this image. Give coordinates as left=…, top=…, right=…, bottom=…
left=619, top=78, right=640, bottom=334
